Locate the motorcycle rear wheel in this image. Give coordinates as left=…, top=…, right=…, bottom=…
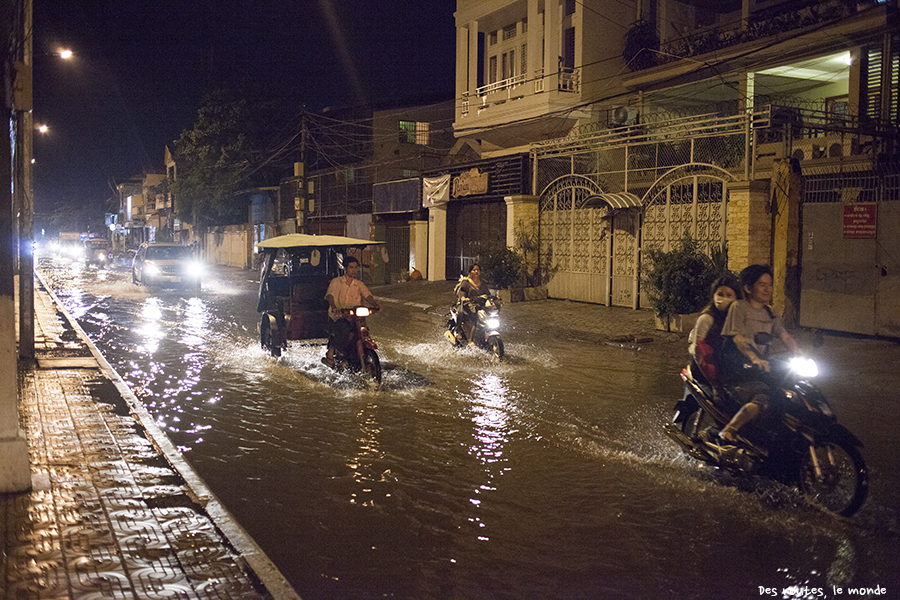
left=260, top=318, right=281, bottom=358
left=799, top=438, right=868, bottom=517
left=362, top=348, right=382, bottom=384
left=681, top=407, right=714, bottom=441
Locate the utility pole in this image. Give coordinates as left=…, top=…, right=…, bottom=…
left=1, top=0, right=33, bottom=492
left=17, top=0, right=34, bottom=361
left=295, top=108, right=307, bottom=233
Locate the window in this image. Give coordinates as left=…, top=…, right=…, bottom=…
left=489, top=30, right=498, bottom=45
left=521, top=43, right=527, bottom=75
left=522, top=18, right=528, bottom=33
left=489, top=55, right=498, bottom=83
left=503, top=23, right=517, bottom=40
left=565, top=0, right=576, bottom=16
left=399, top=121, right=430, bottom=145
left=402, top=169, right=420, bottom=178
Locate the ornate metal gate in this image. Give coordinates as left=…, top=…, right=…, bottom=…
left=539, top=176, right=641, bottom=306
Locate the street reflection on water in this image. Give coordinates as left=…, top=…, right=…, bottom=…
left=38, top=257, right=900, bottom=600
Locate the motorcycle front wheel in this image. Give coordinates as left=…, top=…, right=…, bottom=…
left=799, top=438, right=868, bottom=517
left=488, top=336, right=504, bottom=359
left=363, top=348, right=382, bottom=384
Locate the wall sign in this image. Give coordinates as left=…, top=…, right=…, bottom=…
left=451, top=168, right=489, bottom=198
left=843, top=203, right=877, bottom=239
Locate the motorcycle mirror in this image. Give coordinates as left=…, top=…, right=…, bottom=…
left=813, top=329, right=825, bottom=348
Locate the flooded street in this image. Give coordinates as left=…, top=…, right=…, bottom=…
left=39, top=257, right=900, bottom=599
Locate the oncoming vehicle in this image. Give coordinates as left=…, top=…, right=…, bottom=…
left=83, top=238, right=112, bottom=266
left=256, top=234, right=384, bottom=382
left=132, top=243, right=203, bottom=290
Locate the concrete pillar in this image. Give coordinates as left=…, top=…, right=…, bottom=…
left=409, top=220, right=428, bottom=277
left=504, top=195, right=540, bottom=248
left=428, top=204, right=447, bottom=281
left=771, top=161, right=802, bottom=326
left=527, top=0, right=541, bottom=87
left=544, top=0, right=561, bottom=91
left=726, top=179, right=771, bottom=274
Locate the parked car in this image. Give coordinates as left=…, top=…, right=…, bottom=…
left=132, top=243, right=203, bottom=290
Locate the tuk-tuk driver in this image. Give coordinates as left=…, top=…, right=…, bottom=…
left=323, top=256, right=380, bottom=367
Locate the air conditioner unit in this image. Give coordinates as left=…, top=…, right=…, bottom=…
left=608, top=106, right=636, bottom=127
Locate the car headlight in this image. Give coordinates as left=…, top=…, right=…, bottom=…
left=789, top=357, right=818, bottom=378
left=144, top=263, right=160, bottom=276
left=355, top=306, right=371, bottom=317
left=486, top=317, right=500, bottom=329
left=185, top=261, right=204, bottom=277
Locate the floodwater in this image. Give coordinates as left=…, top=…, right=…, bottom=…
left=39, top=256, right=900, bottom=599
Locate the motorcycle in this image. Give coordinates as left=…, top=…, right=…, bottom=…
left=665, top=345, right=868, bottom=517
left=323, top=306, right=382, bottom=384
left=444, top=294, right=504, bottom=359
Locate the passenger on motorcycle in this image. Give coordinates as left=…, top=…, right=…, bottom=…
left=455, top=263, right=491, bottom=347
left=688, top=275, right=742, bottom=386
left=323, top=256, right=380, bottom=367
left=717, top=264, right=801, bottom=443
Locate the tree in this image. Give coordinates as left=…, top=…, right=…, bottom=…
left=172, top=88, right=294, bottom=226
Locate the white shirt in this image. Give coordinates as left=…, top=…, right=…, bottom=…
left=325, top=275, right=372, bottom=320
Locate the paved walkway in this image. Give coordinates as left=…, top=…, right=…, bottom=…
left=2, top=276, right=300, bottom=600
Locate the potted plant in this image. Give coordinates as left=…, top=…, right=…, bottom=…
left=480, top=245, right=524, bottom=302
left=642, top=235, right=722, bottom=332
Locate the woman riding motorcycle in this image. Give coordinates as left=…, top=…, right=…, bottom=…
left=455, top=263, right=490, bottom=347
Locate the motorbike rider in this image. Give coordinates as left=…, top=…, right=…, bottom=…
left=323, top=256, right=380, bottom=367
left=716, top=264, right=800, bottom=444
left=455, top=263, right=491, bottom=347
left=688, top=275, right=742, bottom=385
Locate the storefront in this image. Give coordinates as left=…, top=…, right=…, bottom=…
left=423, top=154, right=530, bottom=280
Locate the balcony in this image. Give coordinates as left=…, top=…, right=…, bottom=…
left=460, top=68, right=581, bottom=117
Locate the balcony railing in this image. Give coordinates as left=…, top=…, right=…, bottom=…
left=629, top=0, right=866, bottom=72
left=461, top=68, right=582, bottom=116
left=475, top=74, right=527, bottom=100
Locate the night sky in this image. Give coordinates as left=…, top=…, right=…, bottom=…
left=31, top=0, right=457, bottom=231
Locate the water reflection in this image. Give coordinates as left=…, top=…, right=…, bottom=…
left=137, top=298, right=164, bottom=354
left=463, top=374, right=515, bottom=543
left=348, top=402, right=386, bottom=507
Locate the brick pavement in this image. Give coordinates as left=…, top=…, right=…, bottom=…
left=1, top=276, right=300, bottom=600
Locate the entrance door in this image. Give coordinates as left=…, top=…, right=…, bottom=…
left=446, top=200, right=506, bottom=279
left=611, top=210, right=639, bottom=307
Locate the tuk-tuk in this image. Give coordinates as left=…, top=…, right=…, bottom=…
left=255, top=234, right=383, bottom=359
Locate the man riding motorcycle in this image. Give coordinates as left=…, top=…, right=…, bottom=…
left=713, top=264, right=801, bottom=444
left=323, top=256, right=380, bottom=367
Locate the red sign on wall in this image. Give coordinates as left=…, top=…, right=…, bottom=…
left=843, top=203, right=877, bottom=239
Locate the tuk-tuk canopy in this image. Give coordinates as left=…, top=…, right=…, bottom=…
left=256, top=233, right=383, bottom=250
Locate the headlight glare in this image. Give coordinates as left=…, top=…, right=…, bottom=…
left=789, top=357, right=818, bottom=378
left=486, top=317, right=500, bottom=329
left=355, top=306, right=371, bottom=317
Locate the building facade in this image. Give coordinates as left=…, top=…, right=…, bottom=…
left=445, top=0, right=899, bottom=335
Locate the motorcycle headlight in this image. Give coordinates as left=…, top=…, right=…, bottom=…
left=789, top=357, right=818, bottom=378
left=355, top=306, right=371, bottom=317
left=486, top=317, right=500, bottom=329
left=144, top=263, right=160, bottom=276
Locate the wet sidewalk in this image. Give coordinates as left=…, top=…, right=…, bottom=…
left=2, top=276, right=300, bottom=600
